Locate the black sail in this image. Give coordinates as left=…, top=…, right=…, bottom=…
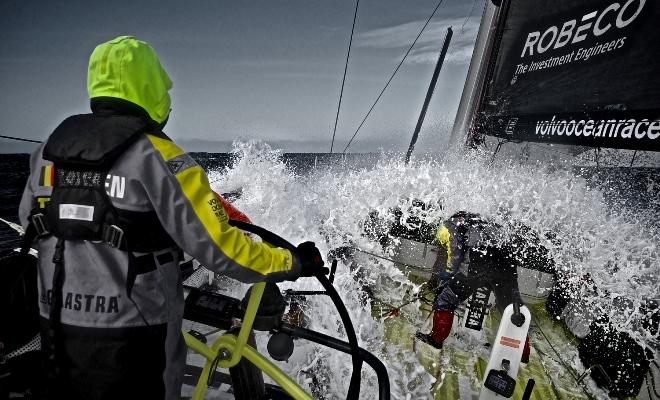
left=479, top=0, right=660, bottom=151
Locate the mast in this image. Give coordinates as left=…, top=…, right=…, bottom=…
left=405, top=27, right=453, bottom=164
left=448, top=1, right=503, bottom=149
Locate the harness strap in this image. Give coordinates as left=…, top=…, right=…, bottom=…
left=125, top=243, right=150, bottom=326
left=21, top=221, right=39, bottom=255
left=47, top=238, right=66, bottom=379
left=101, top=223, right=124, bottom=249
left=30, top=213, right=49, bottom=238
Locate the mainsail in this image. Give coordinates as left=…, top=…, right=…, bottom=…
left=460, top=0, right=660, bottom=151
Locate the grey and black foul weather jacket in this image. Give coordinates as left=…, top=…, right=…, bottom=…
left=18, top=36, right=297, bottom=400
left=436, top=211, right=501, bottom=275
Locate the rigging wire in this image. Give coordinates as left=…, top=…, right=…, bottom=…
left=330, top=0, right=360, bottom=154
left=0, top=134, right=42, bottom=144
left=341, top=0, right=446, bottom=154
left=460, top=0, right=478, bottom=33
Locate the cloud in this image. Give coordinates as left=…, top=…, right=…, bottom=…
left=355, top=16, right=481, bottom=66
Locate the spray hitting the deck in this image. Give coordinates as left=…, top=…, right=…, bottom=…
left=207, top=140, right=659, bottom=399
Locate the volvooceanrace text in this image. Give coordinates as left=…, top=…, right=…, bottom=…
left=534, top=117, right=660, bottom=140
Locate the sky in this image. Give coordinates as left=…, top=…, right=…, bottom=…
left=0, top=0, right=484, bottom=153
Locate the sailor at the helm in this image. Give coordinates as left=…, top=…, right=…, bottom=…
left=18, top=36, right=326, bottom=400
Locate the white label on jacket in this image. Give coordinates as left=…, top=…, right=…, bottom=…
left=59, top=204, right=94, bottom=221
left=105, top=174, right=126, bottom=199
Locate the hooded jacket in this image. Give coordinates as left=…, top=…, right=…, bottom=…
left=19, top=36, right=296, bottom=400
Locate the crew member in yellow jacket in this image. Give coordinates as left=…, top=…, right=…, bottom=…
left=19, top=36, right=325, bottom=400
left=415, top=211, right=532, bottom=363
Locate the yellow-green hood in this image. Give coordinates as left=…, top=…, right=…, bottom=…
left=87, top=36, right=172, bottom=124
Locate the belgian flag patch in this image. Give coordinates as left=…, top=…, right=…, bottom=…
left=40, top=165, right=55, bottom=187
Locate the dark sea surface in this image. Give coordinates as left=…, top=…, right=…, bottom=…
left=1, top=154, right=30, bottom=248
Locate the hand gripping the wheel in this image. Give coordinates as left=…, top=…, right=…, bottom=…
left=267, top=241, right=328, bottom=282
left=296, top=241, right=329, bottom=277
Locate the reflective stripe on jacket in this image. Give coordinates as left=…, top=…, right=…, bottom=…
left=435, top=212, right=498, bottom=274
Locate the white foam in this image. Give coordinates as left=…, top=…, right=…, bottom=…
left=208, top=140, right=659, bottom=398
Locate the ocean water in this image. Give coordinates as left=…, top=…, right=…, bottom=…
left=1, top=141, right=658, bottom=398
left=0, top=153, right=30, bottom=248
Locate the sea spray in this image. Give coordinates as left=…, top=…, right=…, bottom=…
left=207, top=141, right=658, bottom=399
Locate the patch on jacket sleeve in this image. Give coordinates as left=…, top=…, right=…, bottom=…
left=39, top=165, right=55, bottom=187
left=166, top=153, right=197, bottom=175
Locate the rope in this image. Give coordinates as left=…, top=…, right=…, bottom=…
left=489, top=139, right=508, bottom=164
left=330, top=0, right=360, bottom=154
left=533, top=322, right=578, bottom=379
left=648, top=360, right=660, bottom=398
left=532, top=321, right=596, bottom=399
left=345, top=246, right=439, bottom=317
left=341, top=0, right=447, bottom=154
left=377, top=269, right=496, bottom=319
left=352, top=247, right=421, bottom=266
left=378, top=280, right=447, bottom=318
left=630, top=150, right=638, bottom=167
